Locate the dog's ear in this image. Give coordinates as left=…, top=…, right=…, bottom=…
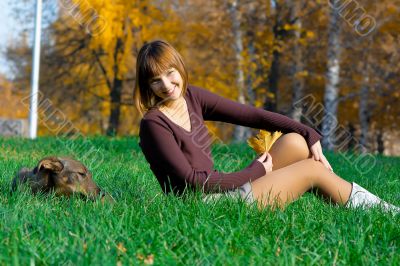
left=37, top=157, right=64, bottom=173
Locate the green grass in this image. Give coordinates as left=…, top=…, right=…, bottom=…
left=0, top=136, right=399, bottom=265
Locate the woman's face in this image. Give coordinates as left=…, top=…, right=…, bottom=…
left=149, top=67, right=183, bottom=103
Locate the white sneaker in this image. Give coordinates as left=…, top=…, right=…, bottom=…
left=345, top=182, right=400, bottom=214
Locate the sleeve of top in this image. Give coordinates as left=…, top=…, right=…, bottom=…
left=193, top=86, right=322, bottom=148
left=139, top=118, right=266, bottom=193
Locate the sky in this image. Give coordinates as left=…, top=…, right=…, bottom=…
left=0, top=1, right=59, bottom=79
left=0, top=1, right=20, bottom=78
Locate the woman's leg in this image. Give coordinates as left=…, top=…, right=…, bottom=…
left=250, top=159, right=352, bottom=208
left=268, top=133, right=311, bottom=170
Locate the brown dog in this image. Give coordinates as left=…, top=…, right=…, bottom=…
left=12, top=156, right=113, bottom=202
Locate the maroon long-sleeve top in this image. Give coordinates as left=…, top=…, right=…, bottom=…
left=139, top=85, right=322, bottom=195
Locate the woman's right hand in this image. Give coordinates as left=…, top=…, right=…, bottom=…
left=257, top=152, right=273, bottom=173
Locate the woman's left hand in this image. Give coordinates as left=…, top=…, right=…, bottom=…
left=310, top=140, right=334, bottom=173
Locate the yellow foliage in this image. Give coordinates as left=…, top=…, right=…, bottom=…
left=305, top=31, right=315, bottom=39
left=295, top=70, right=309, bottom=78
left=247, top=130, right=283, bottom=154
left=254, top=99, right=264, bottom=108
left=0, top=76, right=28, bottom=119
left=283, top=24, right=300, bottom=32
left=266, top=92, right=275, bottom=100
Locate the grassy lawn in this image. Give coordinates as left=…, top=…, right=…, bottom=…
left=0, top=136, right=399, bottom=265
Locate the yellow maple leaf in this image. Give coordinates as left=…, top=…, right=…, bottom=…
left=247, top=130, right=283, bottom=154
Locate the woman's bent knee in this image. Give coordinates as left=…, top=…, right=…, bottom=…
left=273, top=133, right=310, bottom=160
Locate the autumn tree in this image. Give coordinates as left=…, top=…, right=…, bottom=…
left=4, top=0, right=400, bottom=156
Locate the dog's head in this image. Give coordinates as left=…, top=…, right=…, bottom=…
left=35, top=156, right=101, bottom=198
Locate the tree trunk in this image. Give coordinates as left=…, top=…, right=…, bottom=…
left=290, top=0, right=305, bottom=122
left=246, top=39, right=256, bottom=105
left=264, top=44, right=280, bottom=113
left=243, top=3, right=258, bottom=141
left=322, top=8, right=341, bottom=150
left=229, top=0, right=251, bottom=143
left=263, top=3, right=282, bottom=114
left=106, top=36, right=124, bottom=137
left=346, top=122, right=356, bottom=152
left=358, top=38, right=372, bottom=153
left=106, top=78, right=123, bottom=136
left=376, top=129, right=384, bottom=154
left=358, top=69, right=370, bottom=153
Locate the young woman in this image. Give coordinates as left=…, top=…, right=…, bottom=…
left=134, top=40, right=399, bottom=213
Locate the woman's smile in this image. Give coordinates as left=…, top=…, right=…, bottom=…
left=163, top=85, right=176, bottom=95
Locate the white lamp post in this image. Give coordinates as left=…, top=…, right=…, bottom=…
left=29, top=0, right=42, bottom=139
